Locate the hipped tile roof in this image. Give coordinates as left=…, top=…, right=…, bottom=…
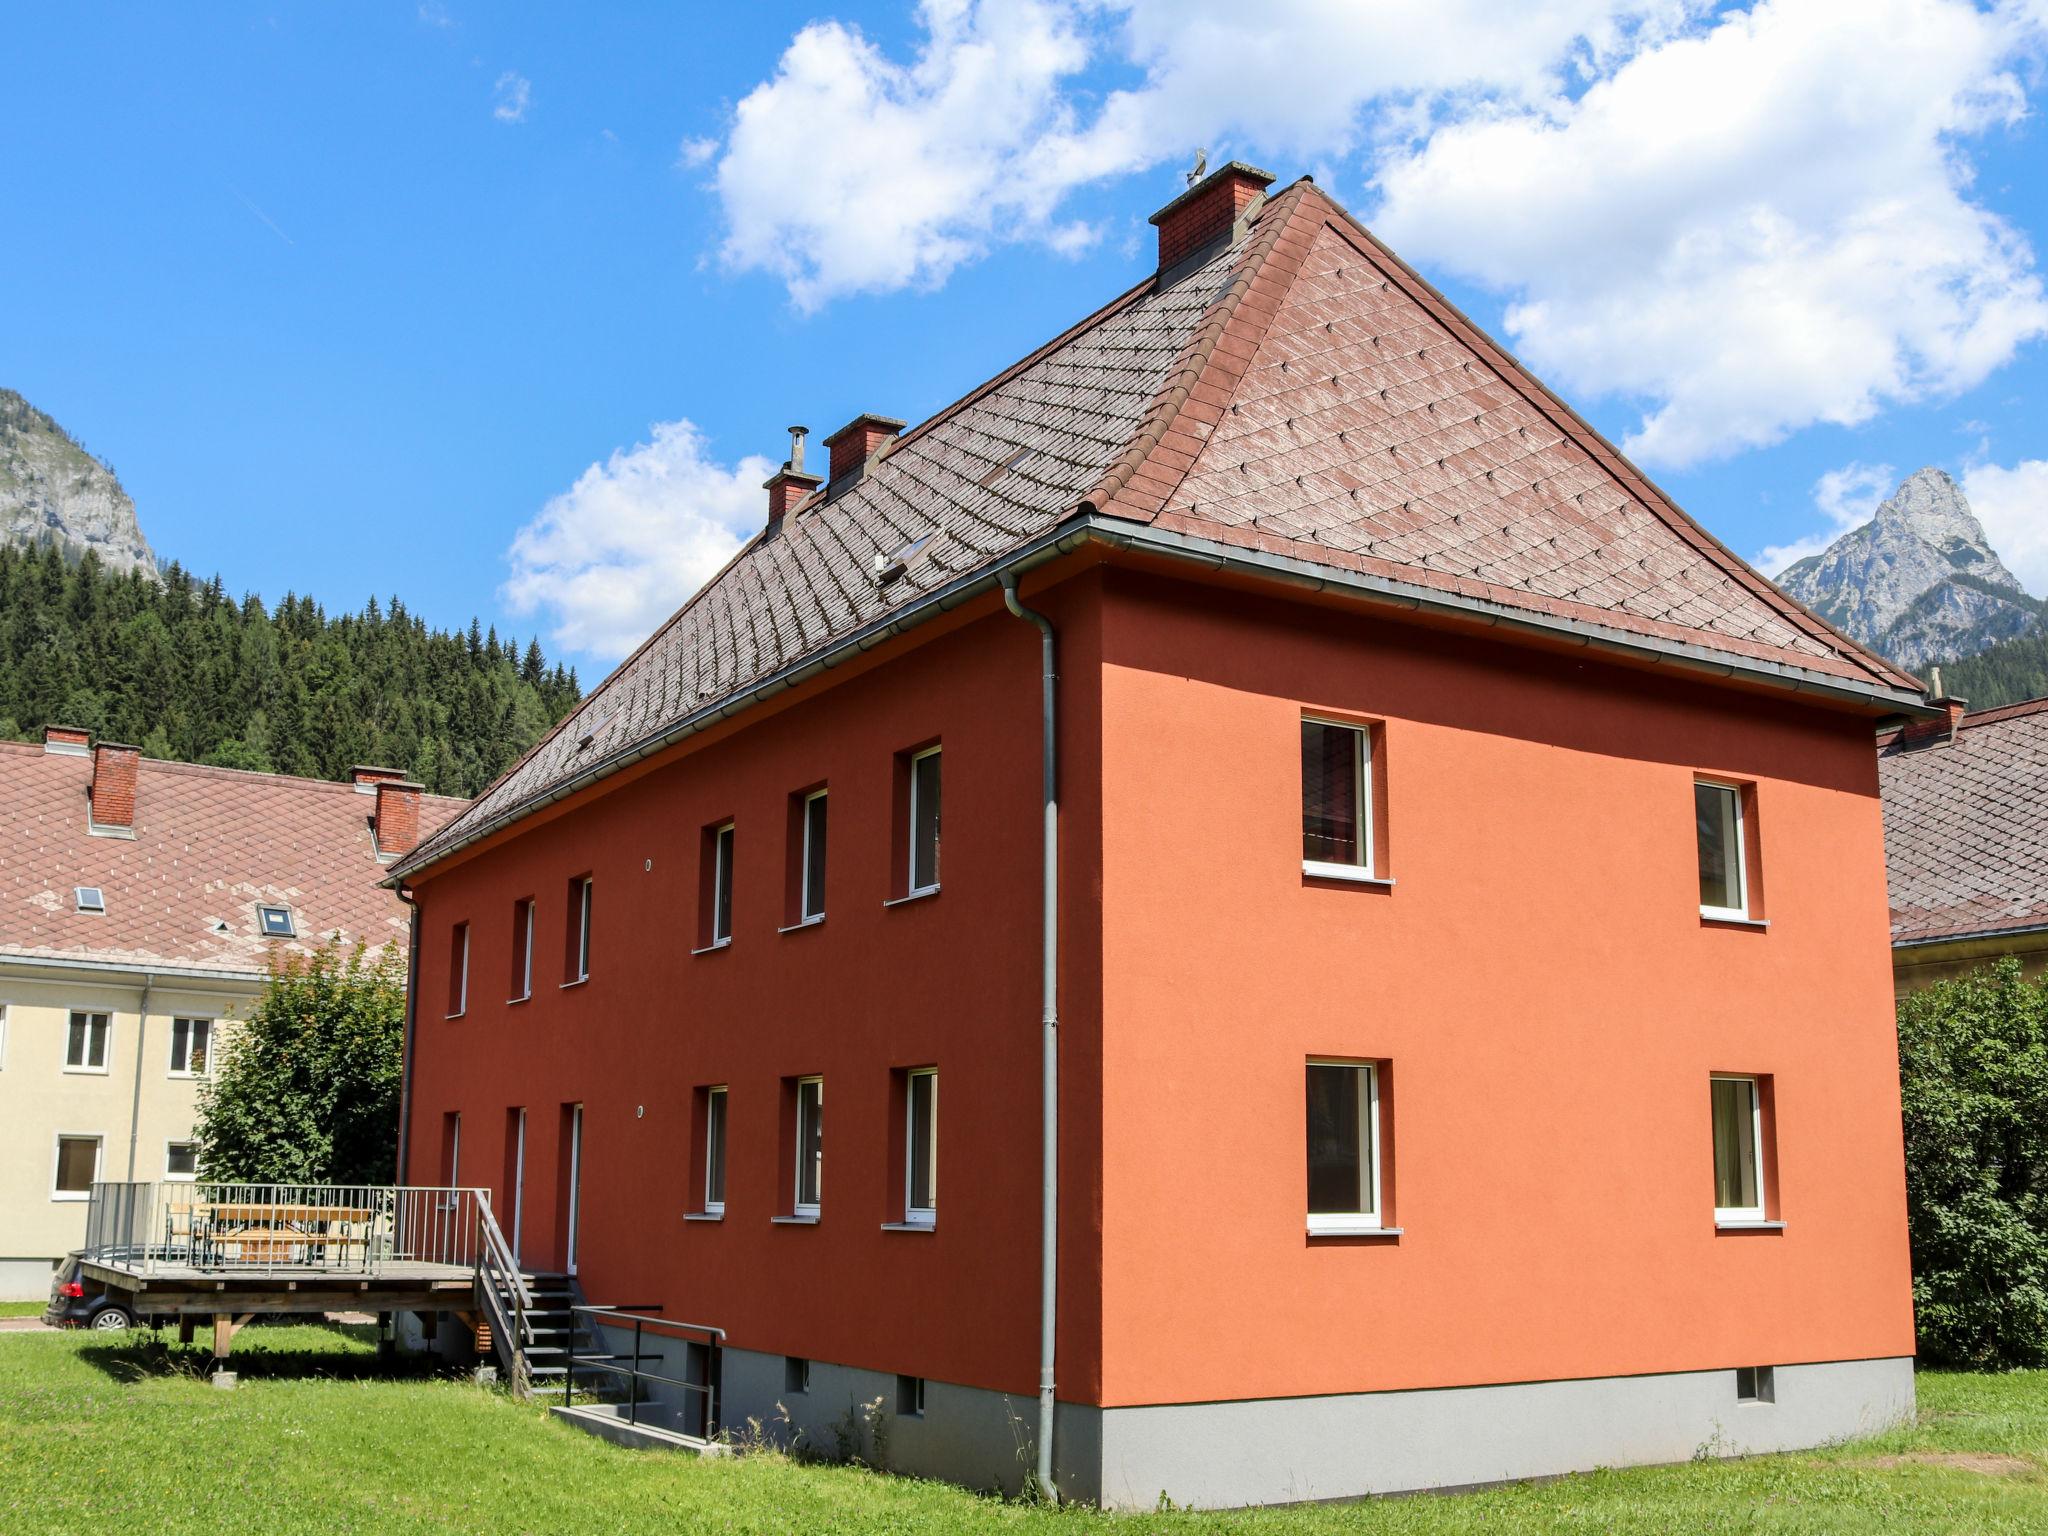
left=399, top=176, right=1923, bottom=880
left=0, top=742, right=462, bottom=978
left=1881, top=697, right=2048, bottom=946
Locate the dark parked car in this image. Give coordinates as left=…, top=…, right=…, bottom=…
left=44, top=1253, right=151, bottom=1330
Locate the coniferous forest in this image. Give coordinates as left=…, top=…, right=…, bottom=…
left=1935, top=625, right=2048, bottom=713
left=0, top=542, right=581, bottom=797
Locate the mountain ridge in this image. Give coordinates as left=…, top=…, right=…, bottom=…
left=0, top=388, right=157, bottom=577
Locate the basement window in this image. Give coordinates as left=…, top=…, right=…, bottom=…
left=257, top=905, right=296, bottom=938
left=74, top=887, right=106, bottom=914
left=1736, top=1365, right=1776, bottom=1403
left=896, top=1374, right=926, bottom=1417
left=784, top=1356, right=811, bottom=1395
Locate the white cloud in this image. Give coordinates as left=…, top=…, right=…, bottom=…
left=503, top=421, right=774, bottom=660
left=417, top=2, right=454, bottom=28
left=1962, top=457, right=2048, bottom=596
left=492, top=71, right=531, bottom=124
left=688, top=0, right=2047, bottom=465
left=1754, top=461, right=1895, bottom=576
left=676, top=134, right=717, bottom=168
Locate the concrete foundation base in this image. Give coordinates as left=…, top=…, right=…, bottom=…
left=0, top=1258, right=57, bottom=1303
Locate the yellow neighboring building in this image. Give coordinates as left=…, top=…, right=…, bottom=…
left=0, top=727, right=460, bottom=1298
left=1880, top=696, right=2048, bottom=996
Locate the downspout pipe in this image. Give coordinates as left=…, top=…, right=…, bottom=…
left=124, top=972, right=155, bottom=1181
left=394, top=885, right=420, bottom=1185
left=1001, top=570, right=1059, bottom=1501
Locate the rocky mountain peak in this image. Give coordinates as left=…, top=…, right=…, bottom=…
left=0, top=387, right=158, bottom=578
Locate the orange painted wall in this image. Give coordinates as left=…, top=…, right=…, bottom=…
left=404, top=575, right=1108, bottom=1400
left=1093, top=569, right=1914, bottom=1407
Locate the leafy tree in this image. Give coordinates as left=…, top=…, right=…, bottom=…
left=194, top=941, right=407, bottom=1185
left=1897, top=958, right=2048, bottom=1367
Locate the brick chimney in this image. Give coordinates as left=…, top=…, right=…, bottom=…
left=1149, top=161, right=1275, bottom=270
left=89, top=742, right=140, bottom=833
left=823, top=413, right=905, bottom=492
left=762, top=425, right=823, bottom=531
left=373, top=779, right=426, bottom=859
left=43, top=724, right=91, bottom=756
left=1901, top=670, right=1968, bottom=747
left=350, top=765, right=409, bottom=794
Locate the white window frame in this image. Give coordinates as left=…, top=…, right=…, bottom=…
left=168, top=1015, right=215, bottom=1078
left=799, top=790, right=828, bottom=923
left=64, top=1009, right=112, bottom=1075
left=1302, top=716, right=1374, bottom=881
left=1696, top=779, right=1750, bottom=921
left=1712, top=1073, right=1768, bottom=1224
left=0, top=1003, right=9, bottom=1070
left=1306, top=1059, right=1383, bottom=1236
left=713, top=823, right=736, bottom=944
left=257, top=904, right=297, bottom=938
left=449, top=922, right=470, bottom=1018
left=51, top=1132, right=103, bottom=1201
left=514, top=898, right=534, bottom=1001
left=165, top=1139, right=200, bottom=1182
left=794, top=1076, right=823, bottom=1218
left=905, top=1068, right=937, bottom=1228
left=573, top=877, right=593, bottom=982
left=908, top=746, right=942, bottom=896
left=75, top=886, right=106, bottom=914
left=703, top=1085, right=728, bottom=1217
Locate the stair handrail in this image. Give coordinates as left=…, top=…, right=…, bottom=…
left=473, top=1192, right=532, bottom=1385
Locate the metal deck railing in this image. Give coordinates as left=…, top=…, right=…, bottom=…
left=564, top=1306, right=725, bottom=1441
left=82, top=1181, right=489, bottom=1276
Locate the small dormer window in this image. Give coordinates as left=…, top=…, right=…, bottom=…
left=75, top=887, right=106, bottom=914
left=258, top=905, right=297, bottom=938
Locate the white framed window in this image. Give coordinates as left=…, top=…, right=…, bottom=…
left=571, top=876, right=593, bottom=982
left=166, top=1140, right=200, bottom=1181
left=168, top=1017, right=212, bottom=1077
left=65, top=1010, right=111, bottom=1074
left=704, top=1086, right=728, bottom=1216
left=713, top=823, right=736, bottom=944
left=909, top=747, right=942, bottom=895
left=794, top=1076, right=823, bottom=1217
left=448, top=922, right=470, bottom=1017
left=800, top=790, right=828, bottom=922
left=52, top=1133, right=102, bottom=1200
left=1302, top=717, right=1373, bottom=878
left=1712, top=1075, right=1767, bottom=1223
left=75, top=886, right=106, bottom=914
left=258, top=904, right=297, bottom=938
left=1306, top=1060, right=1382, bottom=1235
left=512, top=898, right=534, bottom=1001
left=905, top=1068, right=937, bottom=1227
left=1695, top=780, right=1749, bottom=920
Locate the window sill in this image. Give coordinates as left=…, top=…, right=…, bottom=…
left=884, top=886, right=941, bottom=909
left=684, top=1211, right=724, bottom=1223
left=507, top=994, right=531, bottom=1006
left=690, top=937, right=733, bottom=956
left=61, top=1067, right=111, bottom=1077
left=778, top=916, right=825, bottom=934
left=881, top=1221, right=936, bottom=1233
left=771, top=1213, right=820, bottom=1226
left=1302, top=862, right=1395, bottom=888
left=1715, top=1219, right=1785, bottom=1233
left=1700, top=910, right=1768, bottom=929
left=444, top=1012, right=466, bottom=1021
left=559, top=977, right=590, bottom=990
left=1307, top=1221, right=1402, bottom=1239
left=51, top=1192, right=90, bottom=1203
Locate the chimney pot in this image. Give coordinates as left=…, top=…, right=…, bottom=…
left=822, top=413, right=907, bottom=491
left=90, top=742, right=141, bottom=832
left=43, top=724, right=91, bottom=756
left=373, top=778, right=426, bottom=859
left=1148, top=161, right=1275, bottom=270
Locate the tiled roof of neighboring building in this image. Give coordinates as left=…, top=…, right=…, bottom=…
left=397, top=175, right=1925, bottom=880
left=0, top=742, right=462, bottom=978
left=1881, top=696, right=2048, bottom=946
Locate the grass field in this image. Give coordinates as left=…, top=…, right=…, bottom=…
left=2, top=1324, right=2045, bottom=1534
left=0, top=1301, right=45, bottom=1318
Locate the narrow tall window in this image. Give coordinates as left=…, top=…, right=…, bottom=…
left=448, top=922, right=470, bottom=1016
left=168, top=1017, right=211, bottom=1077
left=1306, top=1061, right=1382, bottom=1234
left=53, top=1134, right=101, bottom=1199
left=801, top=790, right=828, bottom=922
left=704, top=1086, right=728, bottom=1216
left=566, top=876, right=593, bottom=982
left=1302, top=718, right=1372, bottom=876
left=511, top=898, right=534, bottom=1001
left=1696, top=781, right=1748, bottom=919
left=443, top=1110, right=462, bottom=1187
left=1712, top=1075, right=1767, bottom=1222
left=65, top=1011, right=110, bottom=1072
left=909, top=747, right=942, bottom=894
left=795, top=1076, right=824, bottom=1216
left=906, top=1068, right=937, bottom=1227
left=713, top=822, right=736, bottom=943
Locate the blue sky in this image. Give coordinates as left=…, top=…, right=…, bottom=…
left=7, top=1, right=2046, bottom=672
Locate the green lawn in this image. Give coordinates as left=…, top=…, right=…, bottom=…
left=0, top=1301, right=45, bottom=1318
left=1, top=1325, right=2045, bottom=1534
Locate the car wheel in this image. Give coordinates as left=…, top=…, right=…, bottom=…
left=89, top=1306, right=133, bottom=1331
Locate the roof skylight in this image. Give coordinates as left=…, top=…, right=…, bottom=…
left=257, top=905, right=297, bottom=938
left=74, top=887, right=105, bottom=914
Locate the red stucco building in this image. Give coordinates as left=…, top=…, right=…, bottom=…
left=391, top=165, right=1928, bottom=1506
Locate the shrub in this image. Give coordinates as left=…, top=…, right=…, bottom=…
left=1897, top=958, right=2048, bottom=1367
